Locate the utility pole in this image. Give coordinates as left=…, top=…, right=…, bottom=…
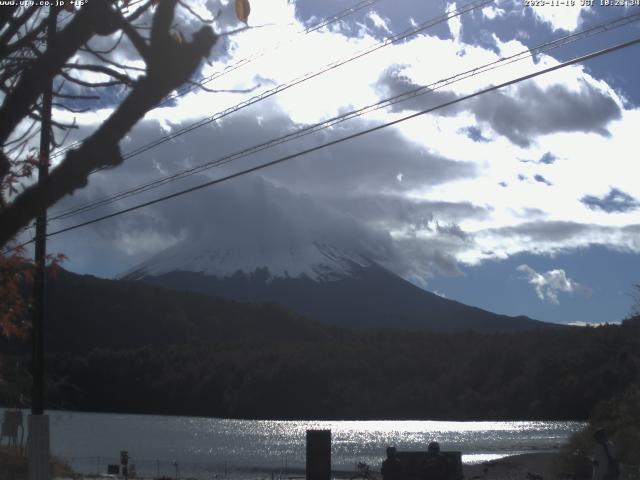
left=29, top=5, right=57, bottom=480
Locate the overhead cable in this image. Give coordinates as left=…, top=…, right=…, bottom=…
left=36, top=36, right=640, bottom=241
left=48, top=10, right=640, bottom=222
left=49, top=0, right=387, bottom=159
left=50, top=0, right=493, bottom=167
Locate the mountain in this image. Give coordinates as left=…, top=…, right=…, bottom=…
left=122, top=238, right=556, bottom=333
left=5, top=269, right=333, bottom=354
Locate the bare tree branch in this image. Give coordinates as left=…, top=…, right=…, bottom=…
left=0, top=0, right=120, bottom=145
left=81, top=44, right=146, bottom=72
left=0, top=0, right=218, bottom=246
left=0, top=6, right=19, bottom=34
left=58, top=69, right=125, bottom=88
left=83, top=31, right=125, bottom=55
left=63, top=62, right=135, bottom=86
left=178, top=0, right=215, bottom=24
left=27, top=111, right=77, bottom=131
left=3, top=118, right=39, bottom=147
left=115, top=17, right=151, bottom=63
left=54, top=92, right=100, bottom=100
left=52, top=102, right=91, bottom=114
left=0, top=5, right=39, bottom=51
left=125, top=0, right=154, bottom=23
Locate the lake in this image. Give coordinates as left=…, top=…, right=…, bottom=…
left=4, top=409, right=584, bottom=479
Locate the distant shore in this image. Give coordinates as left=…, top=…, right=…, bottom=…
left=463, top=452, right=590, bottom=480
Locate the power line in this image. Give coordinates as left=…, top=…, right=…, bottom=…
left=3, top=0, right=486, bottom=256
left=119, top=0, right=493, bottom=160
left=48, top=10, right=640, bottom=222
left=50, top=0, right=493, bottom=170
left=2, top=0, right=390, bottom=244
left=159, top=0, right=388, bottom=105
left=49, top=0, right=387, bottom=160
left=36, top=36, right=640, bottom=241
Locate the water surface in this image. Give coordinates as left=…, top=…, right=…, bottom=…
left=3, top=409, right=584, bottom=478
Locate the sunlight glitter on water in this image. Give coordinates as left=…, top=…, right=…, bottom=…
left=0, top=409, right=583, bottom=478
left=462, top=453, right=510, bottom=464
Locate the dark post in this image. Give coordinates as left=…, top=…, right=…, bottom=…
left=306, top=430, right=331, bottom=480
left=121, top=451, right=129, bottom=480
left=32, top=3, right=56, bottom=419
left=28, top=7, right=56, bottom=480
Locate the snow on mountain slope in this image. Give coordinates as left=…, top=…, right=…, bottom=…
left=121, top=232, right=559, bottom=333
left=121, top=237, right=373, bottom=282
left=118, top=177, right=559, bottom=332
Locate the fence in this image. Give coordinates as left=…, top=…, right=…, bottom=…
left=60, top=455, right=308, bottom=480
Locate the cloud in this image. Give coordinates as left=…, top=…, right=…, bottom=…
left=259, top=116, right=478, bottom=195
left=465, top=81, right=622, bottom=147
left=533, top=174, right=552, bottom=186
left=463, top=222, right=640, bottom=265
left=37, top=0, right=640, bottom=292
left=528, top=4, right=584, bottom=31
left=581, top=188, right=640, bottom=214
left=539, top=152, right=556, bottom=165
left=461, top=126, right=490, bottom=142
left=375, top=62, right=622, bottom=148
left=323, top=193, right=489, bottom=230
left=447, top=2, right=462, bottom=42
left=516, top=264, right=592, bottom=304
left=367, top=11, right=393, bottom=35
left=375, top=65, right=461, bottom=115
left=481, top=5, right=506, bottom=20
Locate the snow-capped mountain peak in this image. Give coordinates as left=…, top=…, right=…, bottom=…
left=121, top=237, right=373, bottom=282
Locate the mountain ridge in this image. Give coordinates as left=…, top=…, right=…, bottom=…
left=20, top=268, right=334, bottom=354
left=123, top=240, right=559, bottom=333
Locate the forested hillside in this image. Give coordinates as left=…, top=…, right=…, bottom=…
left=0, top=269, right=332, bottom=356
left=1, top=269, right=637, bottom=422
left=2, top=317, right=635, bottom=421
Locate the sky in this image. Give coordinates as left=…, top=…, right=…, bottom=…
left=27, top=0, right=640, bottom=325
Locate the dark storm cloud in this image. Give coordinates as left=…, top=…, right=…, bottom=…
left=323, top=193, right=489, bottom=230
left=376, top=66, right=621, bottom=147
left=118, top=175, right=468, bottom=280
left=261, top=118, right=477, bottom=195
left=479, top=221, right=640, bottom=254
left=150, top=175, right=390, bottom=251
left=376, top=66, right=461, bottom=115
left=390, top=236, right=466, bottom=278
left=101, top=97, right=477, bottom=199
left=49, top=97, right=480, bottom=279
left=581, top=188, right=640, bottom=213
left=157, top=175, right=474, bottom=279
left=467, top=81, right=622, bottom=147
left=485, top=221, right=640, bottom=253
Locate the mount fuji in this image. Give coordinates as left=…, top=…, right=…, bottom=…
left=122, top=235, right=555, bottom=333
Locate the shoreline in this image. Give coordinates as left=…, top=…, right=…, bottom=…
left=3, top=451, right=586, bottom=480
left=462, top=452, right=591, bottom=480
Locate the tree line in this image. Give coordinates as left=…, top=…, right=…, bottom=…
left=2, top=316, right=637, bottom=422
